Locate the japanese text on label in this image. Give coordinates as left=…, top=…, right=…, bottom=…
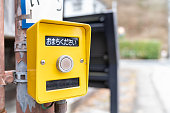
left=45, top=36, right=79, bottom=46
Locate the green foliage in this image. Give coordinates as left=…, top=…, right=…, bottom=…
left=119, top=39, right=161, bottom=59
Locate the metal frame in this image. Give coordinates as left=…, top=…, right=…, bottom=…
left=64, top=12, right=119, bottom=113
left=104, top=12, right=119, bottom=113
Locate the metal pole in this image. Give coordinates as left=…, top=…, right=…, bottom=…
left=54, top=100, right=67, bottom=113
left=0, top=0, right=6, bottom=112
left=107, top=2, right=118, bottom=113
left=15, top=0, right=54, bottom=113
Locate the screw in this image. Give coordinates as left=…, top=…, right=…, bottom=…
left=99, top=16, right=105, bottom=22
left=80, top=59, right=84, bottom=63
left=40, top=60, right=45, bottom=65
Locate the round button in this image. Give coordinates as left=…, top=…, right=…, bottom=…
left=57, top=55, right=73, bottom=73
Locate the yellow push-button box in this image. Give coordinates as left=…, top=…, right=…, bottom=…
left=27, top=20, right=91, bottom=104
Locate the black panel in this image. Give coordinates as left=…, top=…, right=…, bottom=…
left=46, top=78, right=79, bottom=91
left=64, top=12, right=119, bottom=113
left=45, top=36, right=79, bottom=47
left=90, top=31, right=108, bottom=72
left=64, top=13, right=117, bottom=87
left=65, top=14, right=109, bottom=74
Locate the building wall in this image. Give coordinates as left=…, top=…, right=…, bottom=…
left=64, top=0, right=106, bottom=17
left=4, top=0, right=15, bottom=38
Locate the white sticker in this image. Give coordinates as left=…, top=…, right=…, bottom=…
left=25, top=0, right=63, bottom=23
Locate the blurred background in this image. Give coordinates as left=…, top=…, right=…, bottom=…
left=4, top=0, right=170, bottom=113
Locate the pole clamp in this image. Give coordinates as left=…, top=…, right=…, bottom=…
left=16, top=10, right=32, bottom=21
left=14, top=72, right=27, bottom=83
left=14, top=41, right=27, bottom=52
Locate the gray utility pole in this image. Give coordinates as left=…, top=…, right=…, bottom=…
left=15, top=0, right=66, bottom=113
left=15, top=0, right=54, bottom=112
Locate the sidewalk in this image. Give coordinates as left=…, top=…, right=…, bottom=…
left=5, top=59, right=170, bottom=113
left=71, top=59, right=170, bottom=113
left=121, top=60, right=170, bottom=113
left=68, top=60, right=137, bottom=113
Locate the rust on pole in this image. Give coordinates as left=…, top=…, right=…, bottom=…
left=15, top=0, right=67, bottom=113
left=15, top=0, right=54, bottom=113
left=0, top=0, right=6, bottom=112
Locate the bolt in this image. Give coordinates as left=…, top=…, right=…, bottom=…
left=100, top=16, right=105, bottom=22
left=103, top=55, right=108, bottom=60
left=40, top=60, right=45, bottom=65
left=80, top=59, right=84, bottom=63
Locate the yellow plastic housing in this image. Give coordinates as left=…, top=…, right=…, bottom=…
left=27, top=19, right=91, bottom=104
